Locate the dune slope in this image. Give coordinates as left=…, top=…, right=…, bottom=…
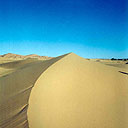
left=28, top=53, right=128, bottom=128
left=0, top=54, right=66, bottom=128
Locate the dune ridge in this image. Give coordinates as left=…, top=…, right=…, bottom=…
left=0, top=53, right=68, bottom=128
left=0, top=53, right=53, bottom=60
left=28, top=53, right=128, bottom=128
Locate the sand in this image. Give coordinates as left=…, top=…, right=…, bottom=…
left=0, top=53, right=128, bottom=128
left=0, top=55, right=66, bottom=128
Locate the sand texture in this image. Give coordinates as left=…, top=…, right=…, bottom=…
left=0, top=55, right=65, bottom=128
left=0, top=53, right=128, bottom=128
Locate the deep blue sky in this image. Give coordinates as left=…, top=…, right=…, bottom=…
left=0, top=0, right=127, bottom=58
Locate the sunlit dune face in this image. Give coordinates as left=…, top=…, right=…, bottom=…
left=28, top=53, right=128, bottom=128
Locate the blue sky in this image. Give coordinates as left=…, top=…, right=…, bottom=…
left=0, top=0, right=127, bottom=58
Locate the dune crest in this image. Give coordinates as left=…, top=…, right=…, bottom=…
left=28, top=53, right=128, bottom=128
left=0, top=53, right=53, bottom=60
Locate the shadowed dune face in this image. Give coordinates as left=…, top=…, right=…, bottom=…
left=0, top=59, right=38, bottom=69
left=0, top=55, right=66, bottom=128
left=28, top=53, right=128, bottom=128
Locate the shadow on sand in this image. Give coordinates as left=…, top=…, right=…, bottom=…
left=119, top=71, right=128, bottom=75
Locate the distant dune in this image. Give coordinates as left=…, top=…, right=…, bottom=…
left=0, top=53, right=128, bottom=128
left=0, top=53, right=53, bottom=60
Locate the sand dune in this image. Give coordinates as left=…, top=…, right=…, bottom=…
left=0, top=54, right=66, bottom=128
left=28, top=53, right=128, bottom=128
left=0, top=53, right=53, bottom=60
left=0, top=53, right=128, bottom=128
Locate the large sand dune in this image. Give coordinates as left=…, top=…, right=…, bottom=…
left=0, top=53, right=128, bottom=128
left=28, top=53, right=128, bottom=128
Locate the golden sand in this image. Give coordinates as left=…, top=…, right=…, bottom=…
left=0, top=53, right=128, bottom=128
left=28, top=53, right=128, bottom=128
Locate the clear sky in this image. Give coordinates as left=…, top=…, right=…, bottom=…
left=0, top=0, right=128, bottom=58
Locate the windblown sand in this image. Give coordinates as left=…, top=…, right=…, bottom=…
left=0, top=53, right=128, bottom=128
